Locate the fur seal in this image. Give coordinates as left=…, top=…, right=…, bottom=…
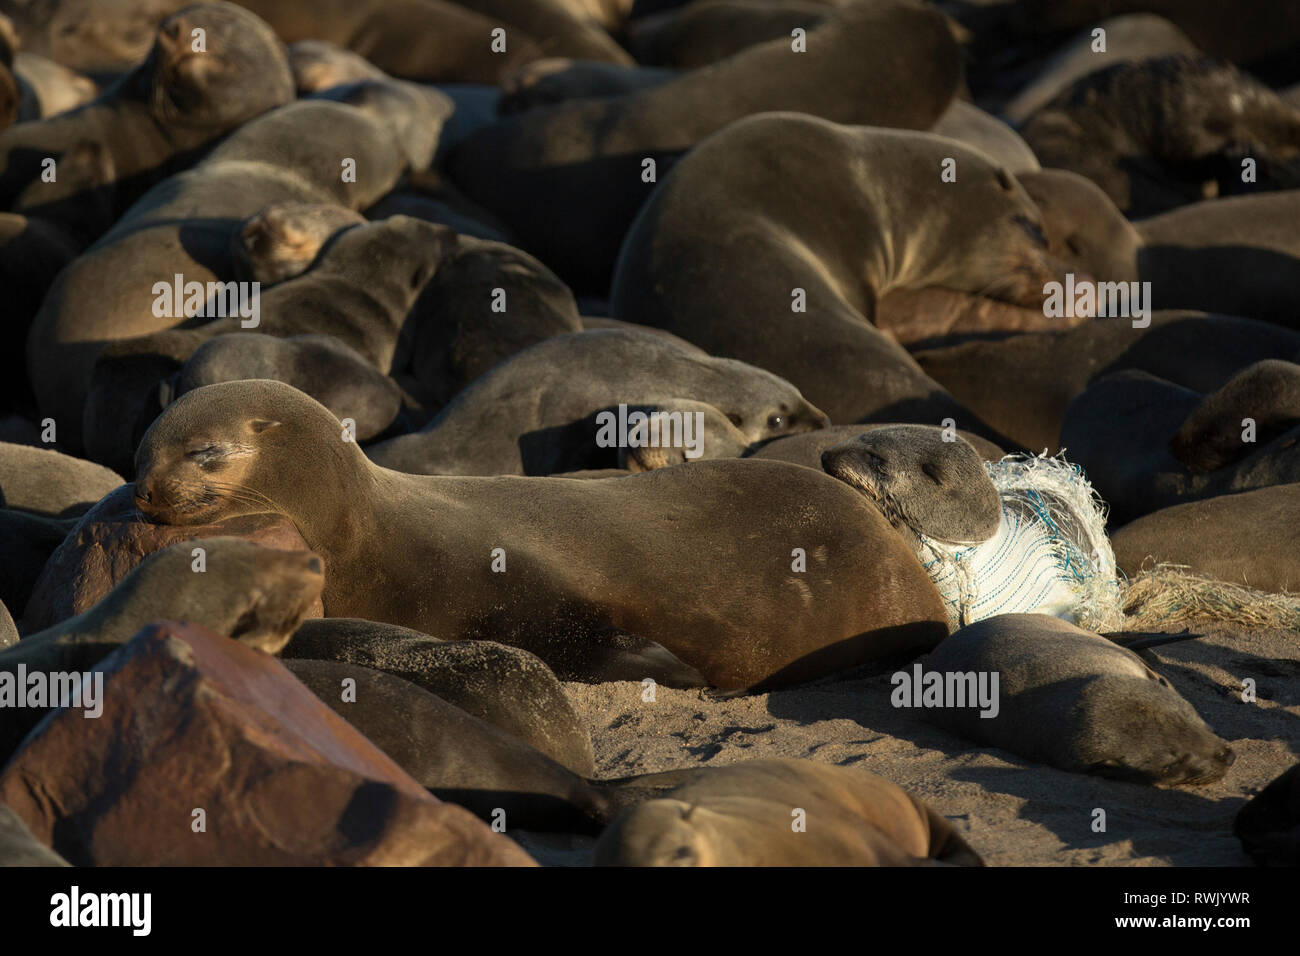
left=1111, top=484, right=1300, bottom=595
left=593, top=758, right=984, bottom=866
left=28, top=97, right=416, bottom=447
left=1234, top=764, right=1300, bottom=866
left=287, top=39, right=384, bottom=92
left=0, top=537, right=324, bottom=763
left=232, top=0, right=549, bottom=83
left=820, top=427, right=1002, bottom=552
left=83, top=214, right=452, bottom=473
left=1167, top=360, right=1300, bottom=473
left=626, top=0, right=831, bottom=68
left=449, top=0, right=962, bottom=290
left=923, top=614, right=1236, bottom=785
left=0, top=138, right=117, bottom=414
left=497, top=58, right=674, bottom=115
left=1018, top=55, right=1300, bottom=216
left=1023, top=169, right=1300, bottom=328
left=284, top=659, right=611, bottom=832
left=172, top=334, right=405, bottom=442
left=133, top=380, right=949, bottom=691
left=282, top=618, right=594, bottom=774
left=230, top=202, right=365, bottom=286
left=914, top=312, right=1300, bottom=453
left=0, top=2, right=295, bottom=221
left=20, top=483, right=319, bottom=631
left=930, top=99, right=1039, bottom=174
left=13, top=52, right=98, bottom=121
left=368, top=329, right=829, bottom=475
left=1062, top=368, right=1300, bottom=523
left=749, top=423, right=1004, bottom=470
left=396, top=234, right=583, bottom=412
left=611, top=115, right=1069, bottom=437
left=0, top=441, right=121, bottom=517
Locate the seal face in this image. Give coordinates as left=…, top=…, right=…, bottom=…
left=821, top=426, right=1002, bottom=545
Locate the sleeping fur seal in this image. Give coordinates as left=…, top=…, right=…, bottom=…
left=281, top=617, right=595, bottom=775
left=593, top=758, right=984, bottom=866
left=922, top=614, right=1236, bottom=786
left=1018, top=55, right=1300, bottom=216
left=368, top=328, right=829, bottom=475
left=0, top=537, right=324, bottom=763
left=449, top=0, right=962, bottom=290
left=230, top=202, right=365, bottom=286
left=28, top=97, right=417, bottom=448
left=612, top=115, right=1070, bottom=437
left=0, top=2, right=294, bottom=221
left=133, top=380, right=949, bottom=691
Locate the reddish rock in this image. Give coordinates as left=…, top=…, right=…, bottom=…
left=0, top=621, right=534, bottom=867
left=23, top=485, right=324, bottom=630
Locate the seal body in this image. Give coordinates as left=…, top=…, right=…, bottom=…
left=923, top=614, right=1236, bottom=786
left=133, top=381, right=949, bottom=691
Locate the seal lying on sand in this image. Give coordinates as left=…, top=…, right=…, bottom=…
left=921, top=614, right=1236, bottom=786
left=133, top=381, right=949, bottom=691
left=593, top=758, right=985, bottom=866
left=367, top=329, right=829, bottom=475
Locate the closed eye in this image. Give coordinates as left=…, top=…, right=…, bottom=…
left=921, top=463, right=942, bottom=483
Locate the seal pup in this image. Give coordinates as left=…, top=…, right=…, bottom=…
left=281, top=617, right=595, bottom=775
left=368, top=329, right=830, bottom=475
left=1062, top=368, right=1300, bottom=523
left=0, top=537, right=324, bottom=763
left=1018, top=55, right=1300, bottom=215
left=999, top=14, right=1199, bottom=124
left=914, top=312, right=1300, bottom=454
left=0, top=2, right=295, bottom=221
left=230, top=202, right=366, bottom=286
left=922, top=614, right=1236, bottom=785
left=593, top=758, right=984, bottom=866
left=1167, top=360, right=1300, bottom=473
left=171, top=334, right=405, bottom=442
left=285, top=659, right=612, bottom=833
left=82, top=215, right=451, bottom=473
left=396, top=235, right=583, bottom=412
left=133, top=380, right=949, bottom=690
left=611, top=115, right=1069, bottom=436
left=449, top=0, right=962, bottom=289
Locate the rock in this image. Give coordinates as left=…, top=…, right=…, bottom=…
left=22, top=485, right=323, bottom=631
left=0, top=621, right=535, bottom=866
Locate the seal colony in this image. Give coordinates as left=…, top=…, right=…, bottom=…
left=0, top=0, right=1296, bottom=870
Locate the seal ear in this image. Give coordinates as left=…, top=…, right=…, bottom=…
left=250, top=418, right=281, bottom=433
left=995, top=168, right=1017, bottom=193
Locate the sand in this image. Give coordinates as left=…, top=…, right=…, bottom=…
left=517, top=623, right=1298, bottom=866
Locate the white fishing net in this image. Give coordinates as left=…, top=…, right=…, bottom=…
left=916, top=452, right=1125, bottom=633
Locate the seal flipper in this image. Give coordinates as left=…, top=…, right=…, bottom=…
left=574, top=628, right=710, bottom=688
